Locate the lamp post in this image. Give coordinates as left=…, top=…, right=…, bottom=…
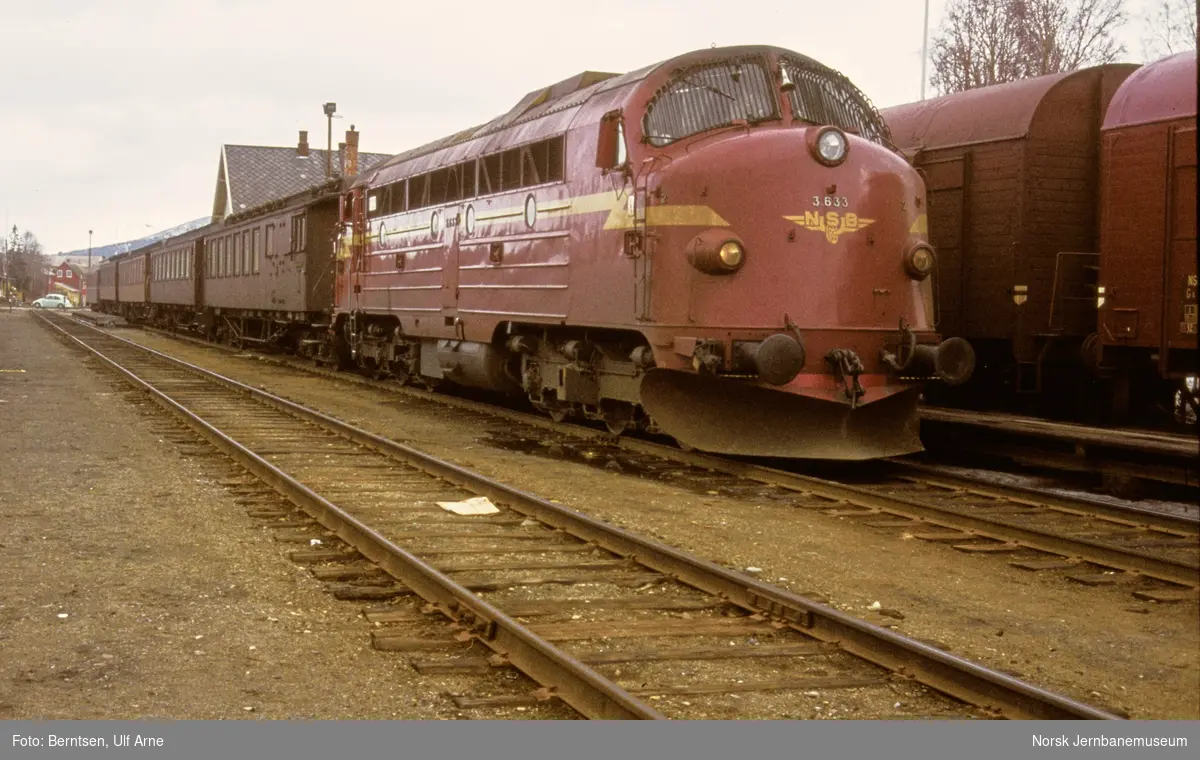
left=920, top=0, right=930, bottom=100
left=323, top=102, right=337, bottom=179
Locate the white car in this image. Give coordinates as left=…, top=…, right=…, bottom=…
left=31, top=294, right=72, bottom=309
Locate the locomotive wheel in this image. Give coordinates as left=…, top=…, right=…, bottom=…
left=548, top=407, right=570, bottom=423
left=605, top=419, right=628, bottom=435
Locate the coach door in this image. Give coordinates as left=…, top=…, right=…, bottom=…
left=143, top=251, right=152, bottom=302
left=194, top=239, right=205, bottom=306
left=341, top=188, right=367, bottom=311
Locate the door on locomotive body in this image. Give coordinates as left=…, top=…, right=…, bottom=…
left=439, top=187, right=461, bottom=319
left=595, top=110, right=646, bottom=319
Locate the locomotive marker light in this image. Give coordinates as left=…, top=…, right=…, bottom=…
left=903, top=243, right=935, bottom=280
left=686, top=230, right=746, bottom=274
left=809, top=126, right=848, bottom=166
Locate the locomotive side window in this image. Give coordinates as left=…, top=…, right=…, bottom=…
left=479, top=154, right=501, bottom=195
left=780, top=54, right=890, bottom=145
left=642, top=58, right=778, bottom=147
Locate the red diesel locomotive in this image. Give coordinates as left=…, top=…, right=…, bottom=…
left=93, top=45, right=973, bottom=459
left=333, top=45, right=972, bottom=459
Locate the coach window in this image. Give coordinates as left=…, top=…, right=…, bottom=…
left=265, top=224, right=274, bottom=258
left=291, top=214, right=307, bottom=253
left=242, top=231, right=250, bottom=274
left=252, top=228, right=260, bottom=273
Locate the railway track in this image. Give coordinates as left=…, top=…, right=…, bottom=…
left=87, top=314, right=1200, bottom=599
left=917, top=406, right=1199, bottom=493
left=37, top=310, right=1121, bottom=720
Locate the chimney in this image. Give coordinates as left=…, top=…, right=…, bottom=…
left=338, top=141, right=346, bottom=176
left=345, top=125, right=360, bottom=176
left=297, top=130, right=310, bottom=157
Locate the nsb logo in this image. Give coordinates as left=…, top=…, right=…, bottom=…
left=784, top=211, right=874, bottom=244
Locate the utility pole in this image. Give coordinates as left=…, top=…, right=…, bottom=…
left=324, top=102, right=337, bottom=179
left=920, top=0, right=930, bottom=100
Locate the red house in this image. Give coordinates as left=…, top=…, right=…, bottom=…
left=48, top=262, right=85, bottom=306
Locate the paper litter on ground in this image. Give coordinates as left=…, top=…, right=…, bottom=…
left=436, top=496, right=501, bottom=515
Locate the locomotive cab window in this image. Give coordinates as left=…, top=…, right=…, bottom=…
left=780, top=55, right=890, bottom=145
left=642, top=58, right=778, bottom=147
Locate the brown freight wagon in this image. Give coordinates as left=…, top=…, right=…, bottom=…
left=880, top=64, right=1137, bottom=412
left=1097, top=50, right=1198, bottom=418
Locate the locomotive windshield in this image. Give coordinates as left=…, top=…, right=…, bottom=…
left=780, top=54, right=891, bottom=145
left=642, top=58, right=779, bottom=147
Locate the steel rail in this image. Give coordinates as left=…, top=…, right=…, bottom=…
left=919, top=406, right=1199, bottom=460
left=39, top=313, right=665, bottom=720
left=42, top=313, right=1121, bottom=720
left=889, top=460, right=1199, bottom=533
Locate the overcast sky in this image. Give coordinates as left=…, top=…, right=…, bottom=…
left=0, top=0, right=1164, bottom=255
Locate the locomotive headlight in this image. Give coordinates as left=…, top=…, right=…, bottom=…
left=718, top=241, right=744, bottom=269
left=810, top=126, right=848, bottom=166
left=904, top=243, right=935, bottom=280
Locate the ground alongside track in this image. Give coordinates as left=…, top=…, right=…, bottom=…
left=103, top=325, right=1200, bottom=720
left=0, top=311, right=543, bottom=719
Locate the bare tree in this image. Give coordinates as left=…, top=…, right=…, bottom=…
left=3, top=225, right=49, bottom=301
left=1142, top=0, right=1198, bottom=60
left=930, top=0, right=1128, bottom=95
left=930, top=0, right=1028, bottom=93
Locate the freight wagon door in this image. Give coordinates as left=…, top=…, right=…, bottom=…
left=1165, top=125, right=1197, bottom=366
left=919, top=155, right=970, bottom=336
